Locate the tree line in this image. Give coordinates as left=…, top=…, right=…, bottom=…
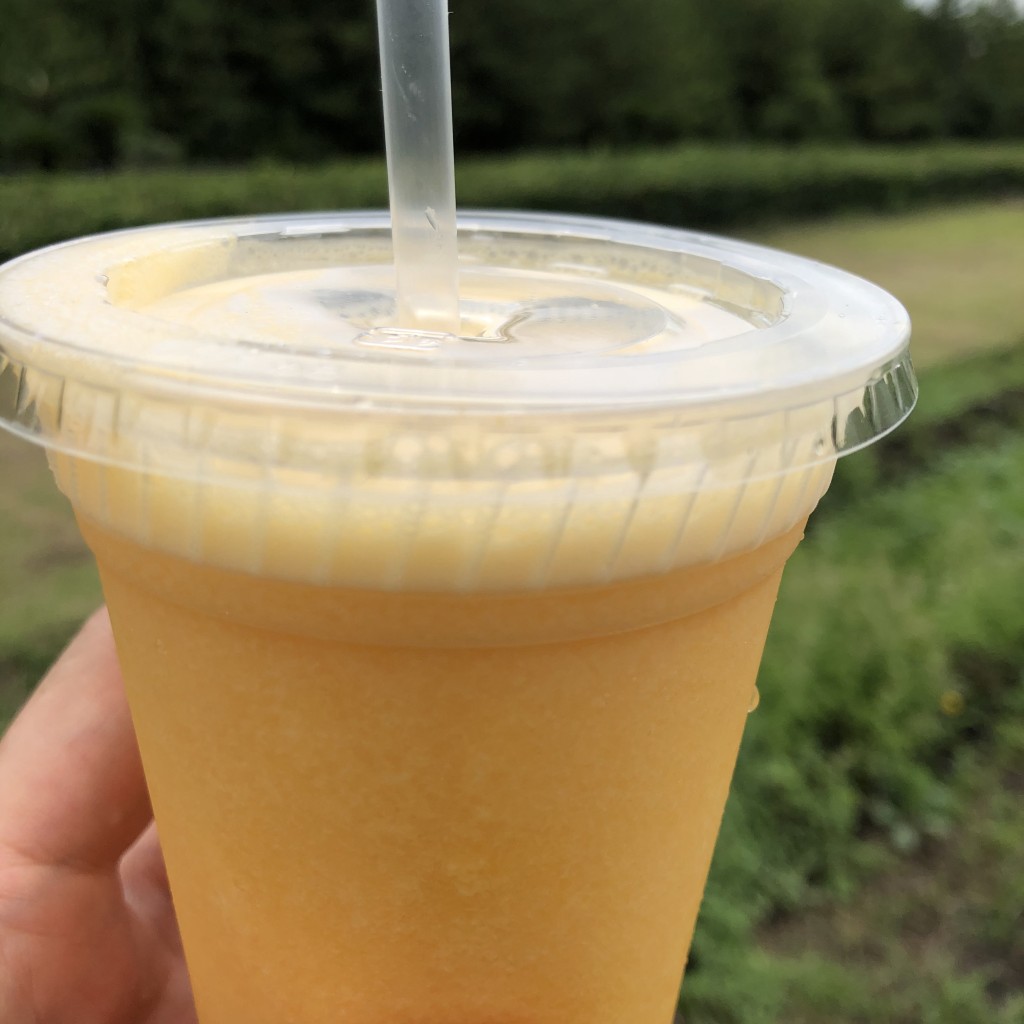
left=2, top=0, right=1023, bottom=171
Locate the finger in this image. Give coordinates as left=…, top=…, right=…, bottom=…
left=0, top=608, right=152, bottom=873
left=122, top=821, right=183, bottom=954
left=122, top=820, right=169, bottom=898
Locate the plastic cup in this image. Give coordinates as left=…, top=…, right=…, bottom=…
left=0, top=211, right=915, bottom=1024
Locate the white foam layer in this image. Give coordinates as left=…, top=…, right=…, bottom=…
left=58, top=448, right=831, bottom=590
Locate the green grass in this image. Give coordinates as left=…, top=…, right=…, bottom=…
left=754, top=199, right=1024, bottom=369
left=755, top=726, right=1024, bottom=1024
left=679, top=422, right=1024, bottom=1024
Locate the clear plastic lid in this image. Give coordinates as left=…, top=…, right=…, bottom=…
left=0, top=207, right=913, bottom=419
left=0, top=210, right=913, bottom=449
left=0, top=212, right=915, bottom=587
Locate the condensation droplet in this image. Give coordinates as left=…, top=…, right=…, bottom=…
left=748, top=686, right=760, bottom=713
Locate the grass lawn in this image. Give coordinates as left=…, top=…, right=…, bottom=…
left=753, top=199, right=1024, bottom=369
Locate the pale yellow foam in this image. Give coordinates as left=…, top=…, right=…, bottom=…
left=51, top=444, right=830, bottom=591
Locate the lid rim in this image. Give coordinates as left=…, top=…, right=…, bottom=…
left=0, top=210, right=916, bottom=471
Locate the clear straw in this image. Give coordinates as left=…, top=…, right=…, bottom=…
left=376, top=0, right=460, bottom=334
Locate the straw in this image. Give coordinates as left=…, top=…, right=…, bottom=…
left=376, top=0, right=461, bottom=334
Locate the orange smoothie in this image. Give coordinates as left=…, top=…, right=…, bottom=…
left=0, top=212, right=914, bottom=1024
left=80, top=512, right=803, bottom=1024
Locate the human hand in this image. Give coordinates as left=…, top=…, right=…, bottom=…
left=0, top=608, right=197, bottom=1024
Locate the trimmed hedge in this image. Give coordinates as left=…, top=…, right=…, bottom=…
left=2, top=143, right=1024, bottom=260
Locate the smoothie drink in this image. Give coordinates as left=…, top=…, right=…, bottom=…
left=0, top=212, right=915, bottom=1024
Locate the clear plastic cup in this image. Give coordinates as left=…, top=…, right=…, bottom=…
left=0, top=211, right=915, bottom=1024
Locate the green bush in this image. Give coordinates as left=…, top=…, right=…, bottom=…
left=2, top=143, right=1024, bottom=261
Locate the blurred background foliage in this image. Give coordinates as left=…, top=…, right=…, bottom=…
left=1, top=0, right=1023, bottom=171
